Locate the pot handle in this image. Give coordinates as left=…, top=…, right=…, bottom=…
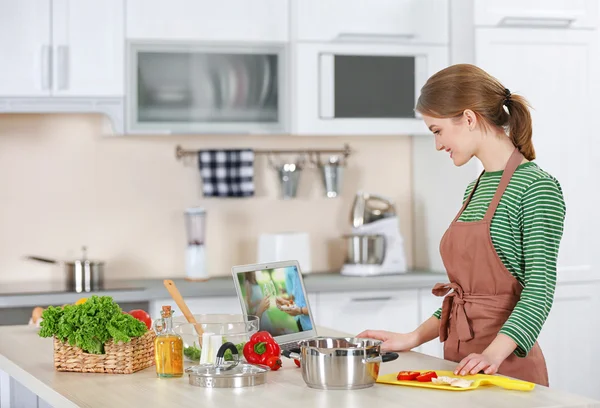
left=25, top=256, right=58, bottom=265
left=214, top=342, right=240, bottom=370
left=381, top=352, right=399, bottom=363
left=363, top=352, right=399, bottom=364
left=282, top=349, right=301, bottom=360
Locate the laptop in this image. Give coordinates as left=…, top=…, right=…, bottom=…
left=231, top=260, right=318, bottom=351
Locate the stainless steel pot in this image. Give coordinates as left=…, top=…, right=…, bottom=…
left=283, top=337, right=399, bottom=390
left=26, top=246, right=105, bottom=293
left=343, top=234, right=386, bottom=264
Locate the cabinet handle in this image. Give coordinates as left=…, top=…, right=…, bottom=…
left=499, top=16, right=575, bottom=28
left=57, top=46, right=69, bottom=90
left=350, top=296, right=393, bottom=302
left=41, top=45, right=52, bottom=90
left=336, top=33, right=416, bottom=42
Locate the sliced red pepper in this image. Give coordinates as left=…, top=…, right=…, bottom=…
left=397, top=371, right=420, bottom=381
left=416, top=371, right=438, bottom=382
left=294, top=359, right=301, bottom=368
left=242, top=331, right=282, bottom=366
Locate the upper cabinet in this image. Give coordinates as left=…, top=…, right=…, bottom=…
left=0, top=1, right=52, bottom=96
left=52, top=0, right=124, bottom=97
left=126, top=0, right=289, bottom=43
left=0, top=0, right=124, bottom=98
left=293, top=0, right=449, bottom=45
left=474, top=0, right=599, bottom=29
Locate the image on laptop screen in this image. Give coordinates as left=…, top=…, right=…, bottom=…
left=236, top=264, right=313, bottom=337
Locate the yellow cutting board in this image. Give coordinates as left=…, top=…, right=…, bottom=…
left=377, top=370, right=535, bottom=392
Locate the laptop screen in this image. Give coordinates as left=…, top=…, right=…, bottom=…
left=234, top=263, right=315, bottom=338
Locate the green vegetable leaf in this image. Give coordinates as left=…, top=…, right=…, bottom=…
left=38, top=295, right=147, bottom=354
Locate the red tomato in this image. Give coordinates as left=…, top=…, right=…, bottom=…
left=128, top=309, right=152, bottom=330
left=265, top=356, right=282, bottom=371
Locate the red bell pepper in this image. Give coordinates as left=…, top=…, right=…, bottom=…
left=397, top=371, right=420, bottom=381
left=416, top=371, right=438, bottom=382
left=243, top=331, right=282, bottom=371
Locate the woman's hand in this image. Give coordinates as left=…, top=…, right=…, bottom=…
left=257, top=296, right=271, bottom=316
left=356, top=330, right=418, bottom=352
left=454, top=352, right=503, bottom=376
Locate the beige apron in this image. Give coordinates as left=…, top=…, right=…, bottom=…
left=432, top=148, right=549, bottom=386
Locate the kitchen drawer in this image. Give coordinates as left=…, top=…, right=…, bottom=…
left=313, top=290, right=419, bottom=338
left=292, top=0, right=449, bottom=44
left=474, top=0, right=599, bottom=29
left=126, top=0, right=288, bottom=42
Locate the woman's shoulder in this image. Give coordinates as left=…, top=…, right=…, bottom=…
left=515, top=162, right=563, bottom=196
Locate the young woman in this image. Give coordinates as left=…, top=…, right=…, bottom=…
left=358, top=64, right=566, bottom=386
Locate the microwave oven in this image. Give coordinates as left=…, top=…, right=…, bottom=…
left=293, top=42, right=448, bottom=135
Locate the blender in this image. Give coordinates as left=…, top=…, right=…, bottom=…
left=185, top=207, right=208, bottom=281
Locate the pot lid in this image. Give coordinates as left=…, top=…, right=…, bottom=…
left=185, top=342, right=269, bottom=387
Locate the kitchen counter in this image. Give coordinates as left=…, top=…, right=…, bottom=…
left=0, top=270, right=447, bottom=308
left=0, top=325, right=598, bottom=408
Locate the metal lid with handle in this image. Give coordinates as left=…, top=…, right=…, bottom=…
left=186, top=342, right=269, bottom=388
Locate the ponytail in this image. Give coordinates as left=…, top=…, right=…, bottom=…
left=416, top=64, right=537, bottom=161
left=506, top=94, right=535, bottom=160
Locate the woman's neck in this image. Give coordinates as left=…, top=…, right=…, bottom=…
left=476, top=133, right=525, bottom=172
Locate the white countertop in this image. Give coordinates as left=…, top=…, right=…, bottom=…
left=1, top=325, right=598, bottom=408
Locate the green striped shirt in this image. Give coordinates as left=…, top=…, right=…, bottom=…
left=433, top=162, right=566, bottom=357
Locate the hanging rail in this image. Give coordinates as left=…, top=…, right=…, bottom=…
left=175, top=144, right=352, bottom=160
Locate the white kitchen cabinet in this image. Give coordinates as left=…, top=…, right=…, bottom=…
left=538, top=282, right=600, bottom=400
left=0, top=0, right=124, bottom=98
left=313, top=290, right=419, bottom=338
left=416, top=288, right=444, bottom=359
left=52, top=0, right=124, bottom=96
left=292, top=0, right=449, bottom=44
left=475, top=28, right=596, bottom=275
left=126, top=0, right=288, bottom=43
left=0, top=1, right=52, bottom=96
left=474, top=0, right=599, bottom=29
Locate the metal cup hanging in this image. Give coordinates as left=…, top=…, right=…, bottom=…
left=317, top=152, right=346, bottom=198
left=268, top=153, right=306, bottom=200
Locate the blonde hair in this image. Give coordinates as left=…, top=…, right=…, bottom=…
left=415, top=64, right=535, bottom=160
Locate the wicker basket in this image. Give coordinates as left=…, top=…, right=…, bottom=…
left=53, top=330, right=156, bottom=374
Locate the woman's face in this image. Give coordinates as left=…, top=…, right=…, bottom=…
left=421, top=111, right=479, bottom=167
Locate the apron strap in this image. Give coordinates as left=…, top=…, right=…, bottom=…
left=451, top=170, right=485, bottom=223
left=483, top=148, right=524, bottom=221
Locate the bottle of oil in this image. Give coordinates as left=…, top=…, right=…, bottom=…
left=153, top=305, right=184, bottom=378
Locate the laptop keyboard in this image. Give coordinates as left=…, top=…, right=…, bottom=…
left=278, top=342, right=300, bottom=353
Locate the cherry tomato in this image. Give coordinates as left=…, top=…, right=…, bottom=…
left=128, top=309, right=152, bottom=330
left=265, top=356, right=282, bottom=371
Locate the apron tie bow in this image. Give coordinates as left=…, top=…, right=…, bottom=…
left=432, top=282, right=474, bottom=345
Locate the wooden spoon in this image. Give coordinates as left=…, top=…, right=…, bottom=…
left=163, top=279, right=204, bottom=336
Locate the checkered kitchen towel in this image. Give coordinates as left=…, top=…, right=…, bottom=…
left=198, top=149, right=255, bottom=197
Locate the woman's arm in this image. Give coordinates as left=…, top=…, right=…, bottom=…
left=357, top=316, right=440, bottom=352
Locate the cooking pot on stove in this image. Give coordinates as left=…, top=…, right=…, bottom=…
left=283, top=337, right=399, bottom=390
left=26, top=246, right=105, bottom=293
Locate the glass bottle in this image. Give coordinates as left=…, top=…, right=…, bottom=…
left=153, top=305, right=184, bottom=378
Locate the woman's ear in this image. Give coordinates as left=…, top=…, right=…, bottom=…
left=463, top=109, right=477, bottom=131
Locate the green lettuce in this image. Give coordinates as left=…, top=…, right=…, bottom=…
left=39, top=295, right=147, bottom=354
